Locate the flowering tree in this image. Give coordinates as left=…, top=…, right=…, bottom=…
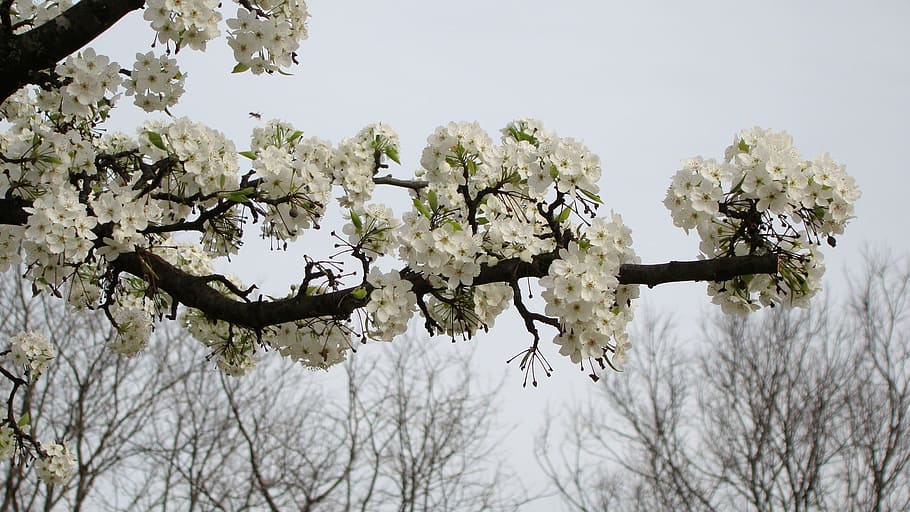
left=0, top=0, right=860, bottom=485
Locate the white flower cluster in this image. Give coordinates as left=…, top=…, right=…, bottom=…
left=6, top=331, right=56, bottom=380
left=46, top=48, right=122, bottom=119
left=398, top=212, right=485, bottom=290
left=665, top=128, right=860, bottom=312
left=254, top=145, right=332, bottom=240
left=35, top=442, right=76, bottom=486
left=343, top=204, right=401, bottom=260
left=227, top=1, right=310, bottom=74
left=23, top=185, right=96, bottom=264
left=366, top=270, right=417, bottom=340
left=125, top=52, right=186, bottom=112
left=0, top=425, right=15, bottom=460
left=144, top=0, right=222, bottom=51
left=6, top=1, right=72, bottom=34
left=107, top=292, right=156, bottom=356
left=0, top=226, right=23, bottom=272
left=271, top=318, right=351, bottom=368
left=540, top=215, right=639, bottom=365
left=183, top=306, right=258, bottom=376
left=424, top=282, right=514, bottom=339
left=332, top=124, right=399, bottom=210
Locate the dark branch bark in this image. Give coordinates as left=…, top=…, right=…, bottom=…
left=0, top=0, right=144, bottom=102
left=619, top=255, right=779, bottom=288
left=113, top=249, right=778, bottom=331
left=1, top=195, right=778, bottom=329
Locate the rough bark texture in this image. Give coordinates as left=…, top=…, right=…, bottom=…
left=0, top=0, right=145, bottom=102
left=113, top=249, right=778, bottom=330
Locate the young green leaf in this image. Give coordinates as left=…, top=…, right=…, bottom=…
left=145, top=131, right=167, bottom=151
left=412, top=198, right=431, bottom=218
left=384, top=147, right=401, bottom=164
left=350, top=209, right=363, bottom=230
left=351, top=286, right=368, bottom=300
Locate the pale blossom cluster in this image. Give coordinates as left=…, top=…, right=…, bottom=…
left=271, top=317, right=351, bottom=368
left=365, top=270, right=417, bottom=340
left=35, top=442, right=76, bottom=485
left=332, top=124, right=400, bottom=210
left=141, top=117, right=241, bottom=202
left=183, top=305, right=258, bottom=376
left=424, top=282, right=514, bottom=339
left=343, top=204, right=401, bottom=260
left=5, top=331, right=56, bottom=379
left=665, top=128, right=860, bottom=312
left=125, top=52, right=186, bottom=112
left=227, top=1, right=310, bottom=74
left=253, top=145, right=332, bottom=240
left=6, top=0, right=72, bottom=33
left=143, top=0, right=222, bottom=51
left=44, top=48, right=122, bottom=119
left=107, top=291, right=157, bottom=356
left=398, top=212, right=485, bottom=290
left=0, top=425, right=15, bottom=460
left=540, top=214, right=639, bottom=366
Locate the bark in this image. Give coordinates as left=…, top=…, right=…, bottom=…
left=113, top=250, right=777, bottom=330
left=0, top=0, right=145, bottom=102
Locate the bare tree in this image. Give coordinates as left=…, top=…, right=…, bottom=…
left=540, top=253, right=910, bottom=512
left=0, top=268, right=198, bottom=512
left=0, top=267, right=519, bottom=511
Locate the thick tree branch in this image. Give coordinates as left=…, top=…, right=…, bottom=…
left=113, top=249, right=778, bottom=331
left=1, top=195, right=779, bottom=330
left=619, top=255, right=779, bottom=288
left=0, top=0, right=145, bottom=103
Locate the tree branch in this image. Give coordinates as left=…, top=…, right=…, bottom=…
left=113, top=248, right=778, bottom=331
left=0, top=0, right=145, bottom=102
left=1, top=195, right=779, bottom=330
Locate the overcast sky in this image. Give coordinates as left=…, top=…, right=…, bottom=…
left=93, top=1, right=910, bottom=508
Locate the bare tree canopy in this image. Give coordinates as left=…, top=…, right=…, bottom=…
left=0, top=0, right=860, bottom=485
left=0, top=268, right=520, bottom=511
left=540, top=252, right=910, bottom=512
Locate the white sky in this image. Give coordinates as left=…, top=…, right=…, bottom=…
left=92, top=1, right=910, bottom=509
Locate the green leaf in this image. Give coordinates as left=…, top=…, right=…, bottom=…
left=549, top=165, right=559, bottom=179
left=288, top=130, right=304, bottom=144
left=351, top=286, right=368, bottom=300
left=738, top=139, right=750, bottom=152
left=579, top=188, right=603, bottom=204
left=350, top=209, right=362, bottom=230
left=412, top=198, right=431, bottom=218
left=428, top=190, right=439, bottom=211
left=384, top=147, right=401, bottom=164
left=556, top=207, right=571, bottom=223
left=232, top=62, right=250, bottom=73
left=226, top=192, right=251, bottom=203
left=224, top=187, right=256, bottom=204
left=18, top=413, right=29, bottom=427
left=145, top=131, right=167, bottom=151
left=448, top=220, right=463, bottom=231
left=239, top=150, right=257, bottom=160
